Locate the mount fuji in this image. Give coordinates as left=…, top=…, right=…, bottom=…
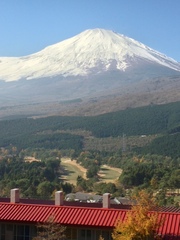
left=0, top=28, right=180, bottom=117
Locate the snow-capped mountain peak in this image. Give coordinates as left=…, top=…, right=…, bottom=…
left=0, top=28, right=180, bottom=82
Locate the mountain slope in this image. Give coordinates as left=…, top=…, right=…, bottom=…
left=0, top=28, right=180, bottom=118
left=0, top=28, right=180, bottom=82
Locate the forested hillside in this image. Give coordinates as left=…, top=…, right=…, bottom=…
left=0, top=101, right=179, bottom=157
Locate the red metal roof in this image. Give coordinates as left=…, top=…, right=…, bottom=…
left=0, top=203, right=126, bottom=228
left=0, top=203, right=179, bottom=237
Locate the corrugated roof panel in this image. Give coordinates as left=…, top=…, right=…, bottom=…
left=158, top=212, right=180, bottom=237
left=22, top=205, right=33, bottom=221
left=100, top=210, right=112, bottom=226
left=112, top=211, right=123, bottom=226
left=106, top=211, right=119, bottom=226
left=166, top=213, right=173, bottom=234
left=83, top=209, right=93, bottom=225
left=27, top=205, right=41, bottom=221
left=25, top=205, right=40, bottom=221
left=97, top=209, right=109, bottom=226
left=91, top=209, right=105, bottom=226
left=89, top=209, right=99, bottom=225
left=1, top=204, right=12, bottom=219
left=88, top=209, right=98, bottom=225
left=158, top=212, right=166, bottom=235
left=67, top=208, right=74, bottom=223
left=173, top=214, right=180, bottom=236
left=80, top=208, right=91, bottom=225
left=12, top=206, right=22, bottom=220
left=35, top=206, right=45, bottom=221
left=66, top=208, right=80, bottom=224
left=55, top=207, right=67, bottom=223
left=170, top=214, right=177, bottom=236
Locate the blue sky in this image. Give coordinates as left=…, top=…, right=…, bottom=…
left=0, top=0, right=180, bottom=61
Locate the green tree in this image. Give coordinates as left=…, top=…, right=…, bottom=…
left=86, top=165, right=99, bottom=178
left=37, top=181, right=53, bottom=199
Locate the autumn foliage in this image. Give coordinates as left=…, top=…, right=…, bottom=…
left=112, top=190, right=163, bottom=240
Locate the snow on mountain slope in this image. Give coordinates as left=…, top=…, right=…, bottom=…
left=0, top=28, right=180, bottom=82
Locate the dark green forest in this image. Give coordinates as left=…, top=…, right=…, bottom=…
left=0, top=101, right=179, bottom=157
left=0, top=155, right=73, bottom=198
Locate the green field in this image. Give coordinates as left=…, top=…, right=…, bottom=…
left=60, top=159, right=86, bottom=185
left=99, top=165, right=122, bottom=183
left=60, top=159, right=122, bottom=185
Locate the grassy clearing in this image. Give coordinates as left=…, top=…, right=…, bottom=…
left=60, top=158, right=86, bottom=185
left=99, top=165, right=122, bottom=183
left=60, top=158, right=122, bottom=185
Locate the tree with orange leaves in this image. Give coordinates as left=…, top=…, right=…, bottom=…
left=112, top=190, right=163, bottom=240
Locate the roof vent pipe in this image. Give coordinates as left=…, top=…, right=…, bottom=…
left=10, top=188, right=20, bottom=203
left=103, top=193, right=110, bottom=208
left=55, top=191, right=64, bottom=206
